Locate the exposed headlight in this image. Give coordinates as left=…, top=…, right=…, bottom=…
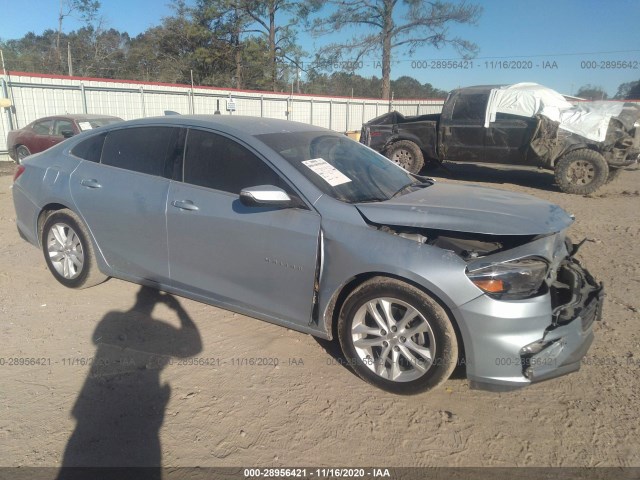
left=466, top=258, right=549, bottom=299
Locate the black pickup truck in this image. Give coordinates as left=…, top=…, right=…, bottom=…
left=361, top=84, right=640, bottom=194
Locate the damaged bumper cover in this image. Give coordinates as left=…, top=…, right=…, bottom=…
left=458, top=254, right=603, bottom=392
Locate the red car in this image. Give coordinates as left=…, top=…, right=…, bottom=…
left=7, top=114, right=123, bottom=163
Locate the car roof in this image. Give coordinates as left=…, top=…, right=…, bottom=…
left=111, top=115, right=330, bottom=137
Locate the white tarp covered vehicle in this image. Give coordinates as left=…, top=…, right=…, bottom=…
left=362, top=83, right=640, bottom=195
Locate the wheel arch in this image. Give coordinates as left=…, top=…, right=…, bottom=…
left=37, top=203, right=71, bottom=247
left=36, top=203, right=111, bottom=275
left=323, top=272, right=467, bottom=363
left=382, top=135, right=424, bottom=153
left=551, top=143, right=602, bottom=167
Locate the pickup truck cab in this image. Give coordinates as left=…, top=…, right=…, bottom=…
left=361, top=83, right=640, bottom=194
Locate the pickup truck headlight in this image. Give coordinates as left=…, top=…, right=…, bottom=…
left=466, top=258, right=549, bottom=299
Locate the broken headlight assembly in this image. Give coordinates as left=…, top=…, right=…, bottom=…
left=466, top=258, right=549, bottom=299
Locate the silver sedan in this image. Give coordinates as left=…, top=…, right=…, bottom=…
left=12, top=115, right=603, bottom=394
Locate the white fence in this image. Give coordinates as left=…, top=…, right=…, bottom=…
left=0, top=72, right=446, bottom=160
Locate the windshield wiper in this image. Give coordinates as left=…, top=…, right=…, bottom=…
left=390, top=180, right=433, bottom=199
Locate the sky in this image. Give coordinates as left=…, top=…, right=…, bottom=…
left=1, top=0, right=639, bottom=97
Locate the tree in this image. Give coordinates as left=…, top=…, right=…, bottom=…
left=614, top=80, right=640, bottom=100
left=304, top=0, right=481, bottom=99
left=575, top=84, right=608, bottom=100
left=57, top=0, right=101, bottom=64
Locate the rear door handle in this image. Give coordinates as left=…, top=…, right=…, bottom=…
left=80, top=178, right=102, bottom=189
left=171, top=200, right=199, bottom=211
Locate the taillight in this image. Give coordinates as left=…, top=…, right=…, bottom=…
left=13, top=165, right=25, bottom=182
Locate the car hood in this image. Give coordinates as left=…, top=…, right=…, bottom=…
left=355, top=182, right=574, bottom=235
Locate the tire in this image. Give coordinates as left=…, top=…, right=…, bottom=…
left=606, top=168, right=622, bottom=183
left=338, top=277, right=458, bottom=395
left=554, top=149, right=609, bottom=195
left=385, top=141, right=425, bottom=173
left=41, top=209, right=108, bottom=289
left=16, top=145, right=31, bottom=164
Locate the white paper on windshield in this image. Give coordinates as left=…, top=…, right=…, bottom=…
left=302, top=158, right=351, bottom=186
left=78, top=122, right=93, bottom=131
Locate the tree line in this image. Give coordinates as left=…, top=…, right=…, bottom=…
left=0, top=0, right=474, bottom=99
left=1, top=0, right=639, bottom=100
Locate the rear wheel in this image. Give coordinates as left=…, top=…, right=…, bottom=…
left=41, top=209, right=107, bottom=289
left=16, top=145, right=31, bottom=164
left=385, top=141, right=425, bottom=173
left=554, top=149, right=609, bottom=195
left=338, top=278, right=458, bottom=395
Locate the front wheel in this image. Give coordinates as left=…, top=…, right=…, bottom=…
left=16, top=145, right=31, bottom=164
left=338, top=278, right=458, bottom=395
left=385, top=141, right=425, bottom=173
left=554, top=149, right=609, bottom=195
left=41, top=209, right=108, bottom=289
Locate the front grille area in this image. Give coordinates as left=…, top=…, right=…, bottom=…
left=550, top=258, right=603, bottom=329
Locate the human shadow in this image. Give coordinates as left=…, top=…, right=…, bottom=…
left=56, top=286, right=202, bottom=479
left=424, top=161, right=559, bottom=192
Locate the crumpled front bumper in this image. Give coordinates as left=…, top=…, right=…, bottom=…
left=456, top=256, right=603, bottom=391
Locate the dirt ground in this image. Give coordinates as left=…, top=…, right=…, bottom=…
left=0, top=160, right=639, bottom=470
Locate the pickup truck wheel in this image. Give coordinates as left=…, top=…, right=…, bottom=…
left=385, top=141, right=425, bottom=173
left=338, top=278, right=458, bottom=395
left=554, top=150, right=609, bottom=195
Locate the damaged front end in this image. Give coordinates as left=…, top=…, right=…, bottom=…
left=529, top=103, right=640, bottom=169
left=370, top=217, right=603, bottom=391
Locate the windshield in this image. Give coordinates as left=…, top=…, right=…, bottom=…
left=256, top=131, right=417, bottom=203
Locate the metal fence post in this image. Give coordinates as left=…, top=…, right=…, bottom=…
left=140, top=86, right=146, bottom=117
left=1, top=78, right=14, bottom=130
left=310, top=98, right=313, bottom=125
left=80, top=82, right=88, bottom=114
left=260, top=95, right=264, bottom=117
left=346, top=99, right=350, bottom=132
left=329, top=99, right=333, bottom=130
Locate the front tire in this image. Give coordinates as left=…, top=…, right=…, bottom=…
left=554, top=149, right=609, bottom=194
left=338, top=278, right=458, bottom=395
left=16, top=145, right=31, bottom=164
left=385, top=141, right=425, bottom=173
left=41, top=209, right=107, bottom=289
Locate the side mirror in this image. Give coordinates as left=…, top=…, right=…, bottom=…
left=61, top=130, right=75, bottom=138
left=240, top=185, right=301, bottom=208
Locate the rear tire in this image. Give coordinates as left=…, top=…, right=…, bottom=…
left=385, top=141, right=425, bottom=174
left=554, top=149, right=608, bottom=195
left=338, top=278, right=458, bottom=395
left=41, top=209, right=108, bottom=289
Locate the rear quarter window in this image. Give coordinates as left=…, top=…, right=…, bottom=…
left=71, top=133, right=106, bottom=162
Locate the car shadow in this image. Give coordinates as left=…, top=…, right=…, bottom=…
left=424, top=161, right=560, bottom=193
left=312, top=337, right=361, bottom=380
left=56, top=286, right=202, bottom=479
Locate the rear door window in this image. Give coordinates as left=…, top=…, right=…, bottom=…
left=101, top=126, right=177, bottom=176
left=32, top=120, right=54, bottom=135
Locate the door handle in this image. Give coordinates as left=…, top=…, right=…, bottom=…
left=171, top=200, right=199, bottom=211
left=80, top=178, right=102, bottom=189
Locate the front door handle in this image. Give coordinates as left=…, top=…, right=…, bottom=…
left=171, top=200, right=199, bottom=211
left=80, top=178, right=102, bottom=189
